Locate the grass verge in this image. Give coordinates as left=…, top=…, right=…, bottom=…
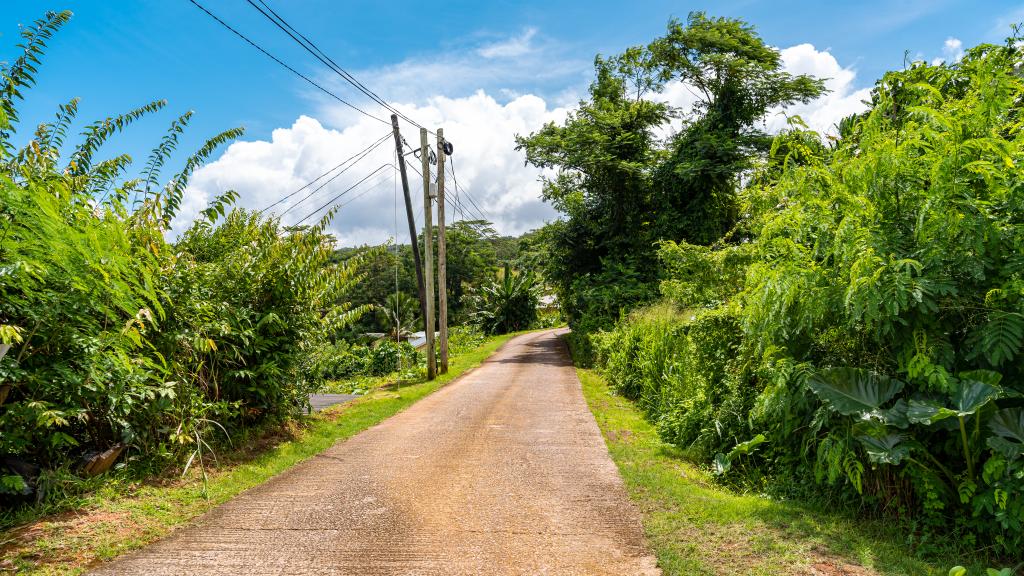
left=0, top=331, right=520, bottom=575
left=577, top=366, right=956, bottom=576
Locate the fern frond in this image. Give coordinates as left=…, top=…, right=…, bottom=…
left=80, top=153, right=133, bottom=198
left=160, top=126, right=243, bottom=225
left=66, top=99, right=166, bottom=176
left=974, top=311, right=1024, bottom=366
left=42, top=96, right=80, bottom=151
left=143, top=110, right=193, bottom=195
left=200, top=189, right=239, bottom=224
left=0, top=10, right=72, bottom=129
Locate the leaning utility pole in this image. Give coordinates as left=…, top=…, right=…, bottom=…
left=420, top=128, right=437, bottom=380
left=436, top=128, right=449, bottom=374
left=390, top=115, right=428, bottom=351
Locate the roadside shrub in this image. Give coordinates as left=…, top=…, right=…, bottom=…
left=318, top=340, right=419, bottom=381
left=448, top=325, right=486, bottom=354
left=318, top=342, right=367, bottom=380
left=366, top=340, right=416, bottom=376
left=164, top=210, right=367, bottom=422
left=0, top=12, right=368, bottom=504
left=594, top=37, right=1024, bottom=558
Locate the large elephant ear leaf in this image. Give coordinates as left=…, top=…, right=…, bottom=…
left=907, top=399, right=956, bottom=424
left=987, top=436, right=1024, bottom=459
left=989, top=407, right=1024, bottom=450
left=856, top=433, right=910, bottom=465
left=807, top=368, right=905, bottom=416
left=908, top=380, right=999, bottom=425
left=879, top=398, right=910, bottom=429
left=951, top=379, right=999, bottom=415
left=958, top=369, right=1001, bottom=387
left=727, top=434, right=766, bottom=460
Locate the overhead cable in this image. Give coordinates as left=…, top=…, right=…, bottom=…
left=187, top=0, right=388, bottom=125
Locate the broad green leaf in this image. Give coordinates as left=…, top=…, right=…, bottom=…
left=948, top=567, right=966, bottom=576
left=950, top=380, right=999, bottom=415
left=958, top=369, right=1002, bottom=387
left=712, top=453, right=731, bottom=475
left=857, top=433, right=910, bottom=465
left=908, top=380, right=999, bottom=425
left=907, top=399, right=957, bottom=425
left=989, top=407, right=1024, bottom=444
left=727, top=433, right=766, bottom=459
left=807, top=368, right=905, bottom=416
left=879, top=398, right=910, bottom=429
left=986, top=436, right=1024, bottom=459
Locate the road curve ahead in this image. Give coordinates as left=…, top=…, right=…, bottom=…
left=92, top=329, right=659, bottom=575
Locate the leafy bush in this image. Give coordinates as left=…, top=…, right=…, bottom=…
left=165, top=210, right=367, bottom=421
left=318, top=340, right=418, bottom=381
left=367, top=340, right=416, bottom=376
left=317, top=342, right=367, bottom=380
left=595, top=36, right=1024, bottom=557
left=447, top=325, right=486, bottom=354
left=0, top=12, right=367, bottom=503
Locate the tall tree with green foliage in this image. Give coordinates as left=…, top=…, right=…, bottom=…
left=516, top=12, right=824, bottom=339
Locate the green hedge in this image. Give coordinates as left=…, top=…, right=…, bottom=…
left=593, top=38, right=1024, bottom=559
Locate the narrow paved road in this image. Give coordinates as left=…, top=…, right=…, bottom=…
left=92, top=330, right=659, bottom=575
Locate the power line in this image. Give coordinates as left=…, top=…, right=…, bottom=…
left=447, top=154, right=491, bottom=221
left=245, top=0, right=431, bottom=135
left=259, top=130, right=391, bottom=214
left=293, top=163, right=392, bottom=225
left=403, top=159, right=477, bottom=224
left=401, top=157, right=489, bottom=233
left=187, top=0, right=388, bottom=126
left=278, top=133, right=391, bottom=216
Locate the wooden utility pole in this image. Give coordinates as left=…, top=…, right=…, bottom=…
left=420, top=128, right=437, bottom=379
left=390, top=115, right=428, bottom=346
left=436, top=128, right=449, bottom=373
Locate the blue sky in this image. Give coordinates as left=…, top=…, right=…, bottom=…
left=4, top=0, right=1024, bottom=244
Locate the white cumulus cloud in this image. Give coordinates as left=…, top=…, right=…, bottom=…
left=175, top=36, right=872, bottom=246
left=173, top=92, right=568, bottom=245
left=765, top=44, right=872, bottom=135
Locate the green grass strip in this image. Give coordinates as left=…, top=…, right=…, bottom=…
left=1, top=332, right=520, bottom=575
left=577, top=366, right=955, bottom=576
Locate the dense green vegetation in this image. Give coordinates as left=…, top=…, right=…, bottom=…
left=579, top=367, right=948, bottom=575
left=469, top=264, right=541, bottom=335
left=517, top=12, right=824, bottom=346
left=523, top=10, right=1024, bottom=565
left=0, top=11, right=376, bottom=506
left=0, top=11, right=552, bottom=522
left=1, top=331, right=521, bottom=574
left=339, top=220, right=553, bottom=337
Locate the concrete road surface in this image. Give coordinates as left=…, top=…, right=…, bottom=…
left=91, top=329, right=659, bottom=575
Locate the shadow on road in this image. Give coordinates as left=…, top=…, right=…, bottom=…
left=490, top=336, right=571, bottom=368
